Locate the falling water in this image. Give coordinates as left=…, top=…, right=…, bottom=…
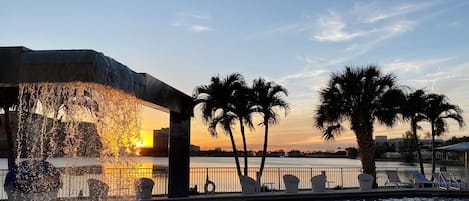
left=14, top=82, right=144, bottom=198
left=17, top=82, right=142, bottom=160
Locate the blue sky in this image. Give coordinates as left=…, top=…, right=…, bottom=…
left=2, top=0, right=469, bottom=151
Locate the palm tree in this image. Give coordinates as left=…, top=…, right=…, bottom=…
left=231, top=84, right=255, bottom=177
left=193, top=73, right=245, bottom=178
left=252, top=78, right=289, bottom=183
left=401, top=89, right=428, bottom=175
left=0, top=87, right=19, bottom=170
left=424, top=93, right=464, bottom=178
left=314, top=65, right=403, bottom=188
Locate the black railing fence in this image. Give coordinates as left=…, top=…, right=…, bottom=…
left=0, top=166, right=464, bottom=199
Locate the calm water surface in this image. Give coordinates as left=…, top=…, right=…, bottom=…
left=0, top=157, right=436, bottom=169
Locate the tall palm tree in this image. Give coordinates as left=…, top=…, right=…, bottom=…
left=252, top=78, right=289, bottom=183
left=0, top=87, right=19, bottom=170
left=401, top=89, right=428, bottom=175
left=314, top=65, right=403, bottom=188
left=424, top=93, right=464, bottom=177
left=231, top=84, right=255, bottom=177
left=193, top=73, right=245, bottom=178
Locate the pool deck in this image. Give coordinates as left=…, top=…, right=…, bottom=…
left=156, top=188, right=469, bottom=201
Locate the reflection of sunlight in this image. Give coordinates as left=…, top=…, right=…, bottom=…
left=102, top=162, right=154, bottom=195
left=136, top=141, right=144, bottom=148
left=138, top=129, right=154, bottom=148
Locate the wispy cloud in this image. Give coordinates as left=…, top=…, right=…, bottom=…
left=312, top=11, right=364, bottom=42
left=340, top=20, right=415, bottom=62
left=177, top=12, right=212, bottom=20
left=190, top=25, right=210, bottom=32
left=170, top=12, right=212, bottom=33
left=278, top=69, right=328, bottom=83
left=246, top=21, right=313, bottom=40
left=383, top=57, right=452, bottom=73
left=353, top=1, right=437, bottom=23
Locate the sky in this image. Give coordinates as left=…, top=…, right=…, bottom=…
left=1, top=0, right=469, bottom=151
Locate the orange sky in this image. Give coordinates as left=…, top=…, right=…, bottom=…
left=140, top=104, right=468, bottom=152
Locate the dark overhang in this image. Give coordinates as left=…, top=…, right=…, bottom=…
left=0, top=46, right=193, bottom=115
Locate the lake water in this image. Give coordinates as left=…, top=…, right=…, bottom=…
left=0, top=156, right=435, bottom=169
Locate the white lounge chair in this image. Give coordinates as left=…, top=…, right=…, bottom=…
left=358, top=173, right=374, bottom=191
left=384, top=170, right=412, bottom=188
left=434, top=172, right=465, bottom=190
left=240, top=176, right=260, bottom=194
left=283, top=174, right=300, bottom=193
left=87, top=179, right=109, bottom=201
left=412, top=172, right=433, bottom=188
left=135, top=178, right=154, bottom=201
left=311, top=175, right=326, bottom=192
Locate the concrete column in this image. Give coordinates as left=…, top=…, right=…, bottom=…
left=168, top=111, right=190, bottom=198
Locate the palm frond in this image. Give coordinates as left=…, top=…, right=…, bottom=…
left=323, top=124, right=343, bottom=141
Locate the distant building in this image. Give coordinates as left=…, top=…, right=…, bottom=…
left=153, top=128, right=169, bottom=157
left=190, top=144, right=200, bottom=152
left=375, top=135, right=445, bottom=160
left=375, top=135, right=444, bottom=152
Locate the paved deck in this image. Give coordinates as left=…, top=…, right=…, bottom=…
left=155, top=188, right=469, bottom=201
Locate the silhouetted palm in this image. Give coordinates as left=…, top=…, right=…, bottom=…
left=252, top=78, right=289, bottom=183
left=424, top=93, right=464, bottom=178
left=314, top=66, right=403, bottom=188
left=0, top=87, right=19, bottom=170
left=401, top=89, right=428, bottom=176
left=193, top=74, right=245, bottom=178
left=231, top=84, right=255, bottom=176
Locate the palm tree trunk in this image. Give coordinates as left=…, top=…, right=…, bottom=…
left=239, top=119, right=248, bottom=176
left=227, top=124, right=242, bottom=178
left=412, top=120, right=425, bottom=175
left=258, top=120, right=269, bottom=184
left=431, top=122, right=436, bottom=180
left=3, top=106, right=15, bottom=170
left=355, top=126, right=377, bottom=188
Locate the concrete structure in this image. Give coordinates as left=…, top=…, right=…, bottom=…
left=153, top=128, right=169, bottom=157
left=0, top=46, right=193, bottom=198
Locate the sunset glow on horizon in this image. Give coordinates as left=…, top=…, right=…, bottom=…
left=2, top=0, right=469, bottom=151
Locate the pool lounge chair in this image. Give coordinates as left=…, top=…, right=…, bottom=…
left=283, top=175, right=300, bottom=193
left=4, top=184, right=59, bottom=201
left=412, top=172, right=433, bottom=188
left=135, top=178, right=154, bottom=201
left=384, top=170, right=412, bottom=188
left=434, top=172, right=465, bottom=190
left=240, top=176, right=260, bottom=194
left=358, top=173, right=374, bottom=191
left=311, top=175, right=326, bottom=192
left=87, top=179, right=109, bottom=201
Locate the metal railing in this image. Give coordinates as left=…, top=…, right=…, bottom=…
left=0, top=166, right=463, bottom=199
